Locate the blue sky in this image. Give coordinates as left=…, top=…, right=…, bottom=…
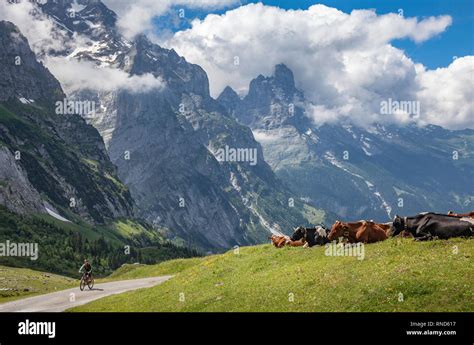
left=153, top=0, right=473, bottom=69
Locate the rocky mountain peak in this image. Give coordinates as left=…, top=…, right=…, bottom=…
left=246, top=64, right=300, bottom=106
left=274, top=63, right=296, bottom=91
left=133, top=33, right=152, bottom=49
left=39, top=0, right=117, bottom=41
left=128, top=35, right=210, bottom=98
left=217, top=86, right=241, bottom=116
left=223, top=64, right=305, bottom=127
left=218, top=86, right=240, bottom=101
left=79, top=0, right=117, bottom=28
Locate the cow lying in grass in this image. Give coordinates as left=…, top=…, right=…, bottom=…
left=447, top=210, right=474, bottom=218
left=287, top=239, right=305, bottom=247
left=328, top=220, right=389, bottom=244
left=269, top=234, right=306, bottom=248
left=269, top=235, right=287, bottom=248
left=392, top=213, right=474, bottom=241
left=290, top=226, right=329, bottom=247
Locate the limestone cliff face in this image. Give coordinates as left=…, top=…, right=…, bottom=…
left=0, top=20, right=134, bottom=223
left=0, top=146, right=44, bottom=215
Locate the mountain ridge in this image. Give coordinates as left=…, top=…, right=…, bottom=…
left=218, top=63, right=474, bottom=221
left=34, top=0, right=326, bottom=251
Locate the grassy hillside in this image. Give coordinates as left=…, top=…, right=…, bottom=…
left=71, top=237, right=473, bottom=312
left=0, top=265, right=75, bottom=303
left=104, top=258, right=205, bottom=281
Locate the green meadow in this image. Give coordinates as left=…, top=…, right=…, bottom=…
left=70, top=237, right=473, bottom=312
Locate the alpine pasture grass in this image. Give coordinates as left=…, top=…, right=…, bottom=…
left=0, top=266, right=75, bottom=303
left=70, top=237, right=473, bottom=312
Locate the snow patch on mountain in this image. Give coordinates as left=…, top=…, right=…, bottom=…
left=45, top=206, right=71, bottom=223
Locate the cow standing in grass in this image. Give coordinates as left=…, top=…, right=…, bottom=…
left=392, top=213, right=474, bottom=241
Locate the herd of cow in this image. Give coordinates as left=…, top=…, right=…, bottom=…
left=270, top=211, right=474, bottom=248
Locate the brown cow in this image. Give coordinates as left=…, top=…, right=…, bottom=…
left=448, top=211, right=474, bottom=218
left=287, top=239, right=305, bottom=247
left=269, top=235, right=287, bottom=248
left=328, top=220, right=388, bottom=243
left=375, top=222, right=392, bottom=236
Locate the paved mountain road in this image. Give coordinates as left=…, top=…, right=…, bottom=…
left=0, top=275, right=172, bottom=312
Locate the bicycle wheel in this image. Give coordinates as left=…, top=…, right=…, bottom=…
left=88, top=277, right=95, bottom=290
left=80, top=277, right=86, bottom=291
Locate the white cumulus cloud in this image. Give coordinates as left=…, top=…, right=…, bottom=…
left=102, top=0, right=239, bottom=39
left=164, top=3, right=472, bottom=129
left=0, top=0, right=69, bottom=53
left=45, top=57, right=165, bottom=94
left=416, top=56, right=474, bottom=129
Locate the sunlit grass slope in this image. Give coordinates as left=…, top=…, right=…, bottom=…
left=71, top=238, right=473, bottom=312
left=0, top=265, right=75, bottom=303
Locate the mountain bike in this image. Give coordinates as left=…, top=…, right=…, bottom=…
left=80, top=272, right=95, bottom=291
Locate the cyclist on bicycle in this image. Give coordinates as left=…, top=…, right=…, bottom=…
left=79, top=259, right=92, bottom=281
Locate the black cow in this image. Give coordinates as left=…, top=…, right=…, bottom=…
left=290, top=226, right=330, bottom=247
left=392, top=213, right=474, bottom=240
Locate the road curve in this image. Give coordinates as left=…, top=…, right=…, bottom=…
left=0, top=275, right=172, bottom=312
